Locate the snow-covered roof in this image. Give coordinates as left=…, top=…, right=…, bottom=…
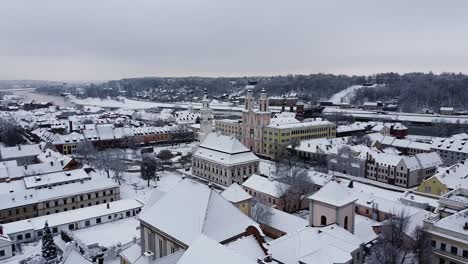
left=199, top=133, right=248, bottom=154
left=3, top=199, right=143, bottom=236
left=221, top=182, right=252, bottom=203
left=308, top=180, right=357, bottom=207
left=0, top=175, right=118, bottom=211
left=139, top=179, right=260, bottom=246
left=226, top=235, right=265, bottom=262
left=267, top=120, right=334, bottom=129
left=431, top=160, right=468, bottom=189
left=431, top=133, right=468, bottom=154
left=23, top=169, right=91, bottom=189
left=260, top=207, right=308, bottom=234
left=194, top=133, right=259, bottom=166
left=177, top=235, right=257, bottom=264
left=0, top=142, right=48, bottom=160
left=432, top=208, right=468, bottom=237
left=268, top=225, right=362, bottom=264
left=0, top=161, right=64, bottom=180
left=242, top=174, right=289, bottom=198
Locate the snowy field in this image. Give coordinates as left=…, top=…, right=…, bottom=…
left=327, top=84, right=378, bottom=104
left=71, top=96, right=244, bottom=111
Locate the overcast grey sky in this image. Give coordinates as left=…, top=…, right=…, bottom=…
left=1, top=0, right=468, bottom=80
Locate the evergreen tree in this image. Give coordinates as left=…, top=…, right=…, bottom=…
left=41, top=221, right=58, bottom=262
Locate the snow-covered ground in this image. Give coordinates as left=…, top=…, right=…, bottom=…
left=327, top=84, right=378, bottom=104
left=71, top=96, right=243, bottom=111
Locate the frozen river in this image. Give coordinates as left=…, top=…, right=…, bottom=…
left=8, top=89, right=69, bottom=107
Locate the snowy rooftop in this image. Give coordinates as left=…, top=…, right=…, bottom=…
left=177, top=235, right=257, bottom=264
left=431, top=160, right=468, bottom=189
left=23, top=169, right=91, bottom=189
left=3, top=199, right=143, bottom=236
left=0, top=174, right=118, bottom=211
left=267, top=120, right=334, bottom=129
left=242, top=174, right=289, bottom=198
left=139, top=179, right=260, bottom=246
left=194, top=133, right=259, bottom=166
left=260, top=207, right=308, bottom=234
left=0, top=161, right=64, bottom=180
left=0, top=142, right=48, bottom=160
left=268, top=225, right=362, bottom=264
left=308, top=180, right=357, bottom=207
left=432, top=208, right=468, bottom=237
left=221, top=182, right=252, bottom=203
left=226, top=235, right=265, bottom=262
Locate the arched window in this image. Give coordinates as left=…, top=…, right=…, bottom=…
left=320, top=215, right=327, bottom=225
left=344, top=216, right=349, bottom=230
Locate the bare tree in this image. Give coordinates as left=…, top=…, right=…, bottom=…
left=251, top=199, right=273, bottom=223
left=276, top=157, right=315, bottom=212
left=0, top=117, right=25, bottom=146
left=367, top=210, right=413, bottom=264
left=74, top=140, right=97, bottom=164
left=413, top=225, right=433, bottom=264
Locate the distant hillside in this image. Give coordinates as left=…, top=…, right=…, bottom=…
left=351, top=72, right=468, bottom=112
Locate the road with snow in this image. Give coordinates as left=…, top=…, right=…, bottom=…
left=327, top=84, right=379, bottom=104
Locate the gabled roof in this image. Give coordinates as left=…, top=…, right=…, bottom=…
left=139, top=179, right=260, bottom=246
left=268, top=225, right=362, bottom=264
left=199, top=133, right=249, bottom=154
left=221, top=182, right=252, bottom=203
left=176, top=235, right=257, bottom=264
left=242, top=174, right=289, bottom=198
left=308, top=180, right=357, bottom=207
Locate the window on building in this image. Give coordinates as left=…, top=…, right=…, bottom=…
left=0, top=250, right=4, bottom=257
left=441, top=243, right=446, bottom=251
left=431, top=240, right=436, bottom=247
left=68, top=224, right=75, bottom=230
left=25, top=233, right=31, bottom=239
left=52, top=227, right=58, bottom=233
left=344, top=216, right=349, bottom=230
left=463, top=250, right=468, bottom=258
left=85, top=220, right=90, bottom=226
left=451, top=246, right=458, bottom=255
left=96, top=217, right=101, bottom=224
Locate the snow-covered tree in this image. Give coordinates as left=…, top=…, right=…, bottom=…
left=41, top=221, right=58, bottom=262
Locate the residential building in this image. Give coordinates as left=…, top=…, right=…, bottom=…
left=417, top=160, right=468, bottom=196
left=2, top=199, right=142, bottom=246
left=0, top=171, right=120, bottom=224
left=192, top=133, right=260, bottom=186
left=0, top=142, right=49, bottom=165
left=0, top=229, right=13, bottom=261
left=242, top=174, right=290, bottom=211
left=431, top=133, right=468, bottom=165
left=365, top=151, right=442, bottom=188
left=263, top=119, right=336, bottom=158
left=440, top=107, right=455, bottom=115
left=214, top=119, right=242, bottom=138
left=423, top=209, right=468, bottom=264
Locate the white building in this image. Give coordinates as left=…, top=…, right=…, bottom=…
left=199, top=88, right=213, bottom=141
left=2, top=199, right=142, bottom=246
left=192, top=133, right=260, bottom=186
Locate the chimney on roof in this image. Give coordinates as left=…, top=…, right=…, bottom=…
left=348, top=180, right=354, bottom=188
left=18, top=145, right=21, bottom=150
left=143, top=251, right=154, bottom=261
left=39, top=144, right=42, bottom=150
left=464, top=222, right=468, bottom=230
left=61, top=160, right=64, bottom=166
left=50, top=161, right=54, bottom=166
left=0, top=225, right=3, bottom=235
left=24, top=164, right=28, bottom=170
left=107, top=203, right=110, bottom=209
left=208, top=182, right=213, bottom=189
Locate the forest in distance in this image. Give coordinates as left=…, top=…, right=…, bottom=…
left=33, top=72, right=468, bottom=113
